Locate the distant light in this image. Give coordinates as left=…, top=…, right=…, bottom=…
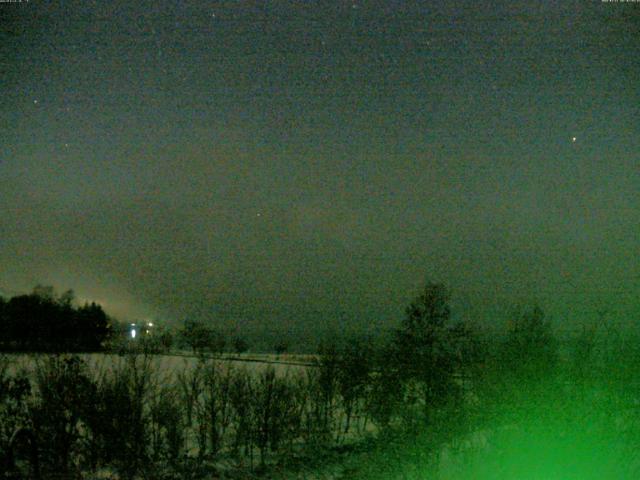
left=131, top=328, right=136, bottom=339
left=148, top=322, right=154, bottom=327
left=572, top=136, right=577, bottom=143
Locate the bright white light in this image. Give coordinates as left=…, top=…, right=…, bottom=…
left=572, top=136, right=577, bottom=142
left=131, top=328, right=136, bottom=339
left=148, top=322, right=154, bottom=327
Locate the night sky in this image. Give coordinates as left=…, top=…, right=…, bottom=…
left=2, top=1, right=639, bottom=345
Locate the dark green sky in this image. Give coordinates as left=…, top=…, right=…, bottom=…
left=1, top=1, right=639, bottom=341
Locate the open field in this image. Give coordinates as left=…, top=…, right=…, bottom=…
left=3, top=351, right=314, bottom=380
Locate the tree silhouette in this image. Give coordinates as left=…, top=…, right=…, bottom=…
left=75, top=302, right=111, bottom=351
left=486, top=304, right=559, bottom=421
left=233, top=336, right=249, bottom=354
left=0, top=287, right=112, bottom=352
left=179, top=319, right=225, bottom=355
left=0, top=295, right=7, bottom=345
left=394, top=282, right=462, bottom=418
left=500, top=305, right=558, bottom=384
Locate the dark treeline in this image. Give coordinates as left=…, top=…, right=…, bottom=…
left=0, top=286, right=111, bottom=352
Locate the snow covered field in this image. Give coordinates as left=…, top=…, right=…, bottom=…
left=2, top=351, right=314, bottom=380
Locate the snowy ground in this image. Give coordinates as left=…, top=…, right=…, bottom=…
left=2, top=351, right=313, bottom=380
